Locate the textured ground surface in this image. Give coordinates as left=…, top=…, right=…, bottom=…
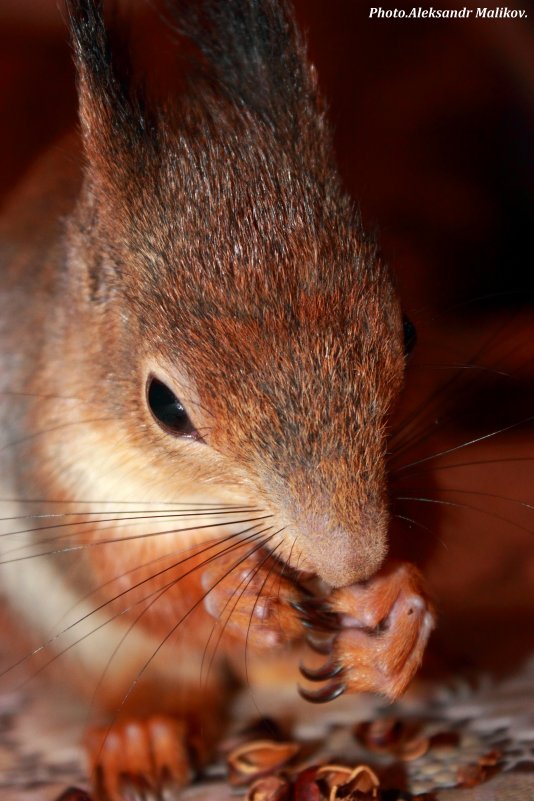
left=1, top=655, right=533, bottom=801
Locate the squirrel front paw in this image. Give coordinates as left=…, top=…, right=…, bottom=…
left=298, top=562, right=435, bottom=702
left=85, top=716, right=193, bottom=801
left=201, top=551, right=304, bottom=649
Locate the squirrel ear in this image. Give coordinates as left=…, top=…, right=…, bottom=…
left=165, top=0, right=320, bottom=129
left=65, top=0, right=146, bottom=172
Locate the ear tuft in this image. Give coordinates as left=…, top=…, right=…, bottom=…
left=165, top=0, right=319, bottom=131
left=64, top=0, right=145, bottom=162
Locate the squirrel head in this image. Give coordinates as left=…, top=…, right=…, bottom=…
left=62, top=0, right=406, bottom=588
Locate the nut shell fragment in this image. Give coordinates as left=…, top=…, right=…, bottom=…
left=293, top=767, right=322, bottom=801
left=246, top=775, right=292, bottom=801
left=478, top=748, right=501, bottom=767
left=355, top=719, right=428, bottom=762
left=316, top=763, right=380, bottom=800
left=456, top=762, right=487, bottom=788
left=228, top=739, right=300, bottom=785
left=315, top=764, right=354, bottom=787
left=396, top=735, right=429, bottom=762
left=355, top=718, right=400, bottom=751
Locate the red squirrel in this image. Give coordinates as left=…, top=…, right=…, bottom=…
left=0, top=1, right=435, bottom=798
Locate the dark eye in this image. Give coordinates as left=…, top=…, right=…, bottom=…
left=402, top=316, right=417, bottom=356
left=147, top=377, right=198, bottom=438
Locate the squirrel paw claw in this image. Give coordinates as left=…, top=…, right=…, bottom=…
left=86, top=716, right=193, bottom=801
left=297, top=680, right=347, bottom=704
left=299, top=562, right=435, bottom=703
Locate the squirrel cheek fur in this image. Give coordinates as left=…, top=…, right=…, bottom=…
left=0, top=0, right=435, bottom=795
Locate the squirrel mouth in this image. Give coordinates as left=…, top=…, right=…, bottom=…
left=276, top=559, right=333, bottom=595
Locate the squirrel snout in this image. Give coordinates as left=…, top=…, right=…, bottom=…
left=297, top=521, right=388, bottom=589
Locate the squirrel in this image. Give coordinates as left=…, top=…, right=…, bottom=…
left=0, top=1, right=435, bottom=798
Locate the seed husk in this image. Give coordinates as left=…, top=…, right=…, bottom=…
left=246, top=775, right=292, bottom=801
left=478, top=748, right=502, bottom=767
left=220, top=718, right=285, bottom=755
left=228, top=739, right=300, bottom=785
left=355, top=719, right=428, bottom=762
left=354, top=718, right=401, bottom=751
left=315, top=764, right=354, bottom=787
left=396, top=735, right=429, bottom=762
left=456, top=762, right=487, bottom=788
left=316, top=763, right=380, bottom=800
left=293, top=767, right=323, bottom=801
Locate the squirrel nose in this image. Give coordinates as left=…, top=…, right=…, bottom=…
left=302, top=524, right=388, bottom=588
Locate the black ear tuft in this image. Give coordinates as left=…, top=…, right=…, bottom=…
left=64, top=0, right=145, bottom=160
left=65, top=0, right=111, bottom=93
left=164, top=0, right=318, bottom=129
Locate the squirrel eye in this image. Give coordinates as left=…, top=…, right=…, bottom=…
left=147, top=377, right=198, bottom=438
left=402, top=316, right=417, bottom=356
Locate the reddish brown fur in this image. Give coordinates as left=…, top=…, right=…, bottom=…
left=0, top=1, right=434, bottom=797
